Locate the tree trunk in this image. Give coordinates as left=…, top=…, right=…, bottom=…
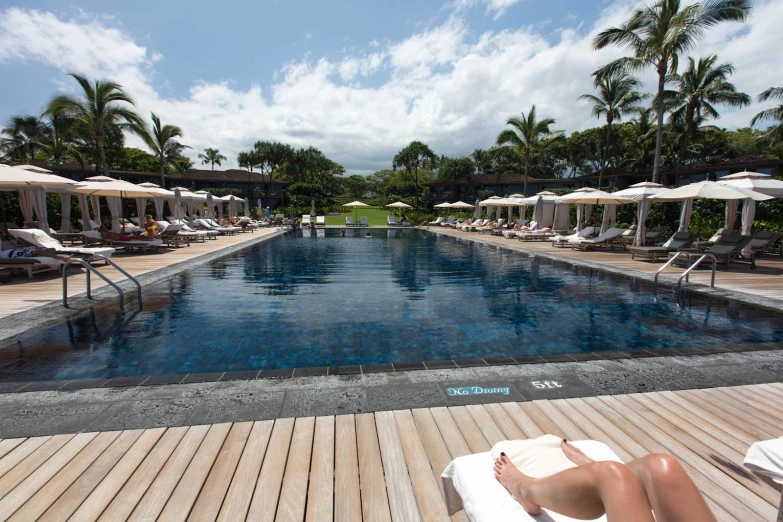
left=652, top=64, right=667, bottom=184
left=600, top=117, right=612, bottom=189
left=160, top=154, right=166, bottom=188
left=523, top=149, right=529, bottom=197
left=96, top=129, right=109, bottom=177
left=673, top=105, right=695, bottom=185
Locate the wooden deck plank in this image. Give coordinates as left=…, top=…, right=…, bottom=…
left=548, top=399, right=634, bottom=462
left=532, top=400, right=589, bottom=441
left=275, top=417, right=316, bottom=522
left=675, top=389, right=780, bottom=440
left=482, top=403, right=526, bottom=440
left=599, top=395, right=776, bottom=520
left=157, top=423, right=231, bottom=522
left=246, top=417, right=295, bottom=522
left=99, top=426, right=189, bottom=521
left=444, top=407, right=490, bottom=453
left=0, top=432, right=96, bottom=521
left=516, top=402, right=567, bottom=439
left=688, top=389, right=782, bottom=438
left=7, top=431, right=120, bottom=522
left=189, top=421, right=253, bottom=522
left=0, top=440, right=25, bottom=462
left=464, top=405, right=506, bottom=445
left=334, top=415, right=361, bottom=522
left=722, top=386, right=783, bottom=421
left=375, top=411, right=422, bottom=522
left=429, top=408, right=472, bottom=458
left=129, top=425, right=211, bottom=522
left=355, top=413, right=392, bottom=522
left=0, top=433, right=74, bottom=499
left=0, top=436, right=51, bottom=481
left=499, top=402, right=545, bottom=438
left=38, top=430, right=144, bottom=522
left=217, top=420, right=274, bottom=522
left=305, top=416, right=335, bottom=522
left=70, top=427, right=166, bottom=522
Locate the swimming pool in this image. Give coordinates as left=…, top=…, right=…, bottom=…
left=0, top=228, right=780, bottom=382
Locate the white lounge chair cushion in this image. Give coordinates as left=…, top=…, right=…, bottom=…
left=442, top=436, right=622, bottom=522
left=744, top=436, right=783, bottom=484
left=10, top=229, right=115, bottom=257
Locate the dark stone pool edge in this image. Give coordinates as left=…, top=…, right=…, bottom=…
left=0, top=229, right=289, bottom=344
left=430, top=228, right=783, bottom=314
left=0, top=341, right=779, bottom=394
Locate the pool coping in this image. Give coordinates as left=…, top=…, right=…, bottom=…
left=0, top=229, right=288, bottom=343
left=0, top=341, right=780, bottom=394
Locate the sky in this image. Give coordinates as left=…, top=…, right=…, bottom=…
left=0, top=0, right=781, bottom=174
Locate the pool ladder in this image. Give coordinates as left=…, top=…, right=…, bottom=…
left=653, top=252, right=717, bottom=306
left=62, top=254, right=142, bottom=314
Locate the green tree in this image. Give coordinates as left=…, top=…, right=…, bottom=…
left=46, top=73, right=145, bottom=177
left=439, top=157, right=475, bottom=201
left=667, top=55, right=750, bottom=173
left=140, top=113, right=190, bottom=186
left=249, top=141, right=294, bottom=208
left=470, top=148, right=490, bottom=175
left=622, top=108, right=657, bottom=170
left=495, top=105, right=563, bottom=196
left=579, top=71, right=646, bottom=187
left=198, top=147, right=226, bottom=170
left=342, top=175, right=368, bottom=199
left=0, top=115, right=46, bottom=163
left=593, top=0, right=752, bottom=183
left=32, top=113, right=82, bottom=167
left=751, top=87, right=783, bottom=145
left=392, top=141, right=438, bottom=195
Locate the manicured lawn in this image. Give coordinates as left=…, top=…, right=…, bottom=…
left=323, top=208, right=392, bottom=226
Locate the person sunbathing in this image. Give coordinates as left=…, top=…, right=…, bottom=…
left=495, top=439, right=715, bottom=522
left=0, top=246, right=72, bottom=262
left=142, top=215, right=160, bottom=238
left=100, top=220, right=155, bottom=242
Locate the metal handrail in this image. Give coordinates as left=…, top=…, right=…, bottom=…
left=677, top=254, right=717, bottom=299
left=63, top=259, right=124, bottom=312
left=653, top=251, right=690, bottom=291
left=88, top=254, right=142, bottom=309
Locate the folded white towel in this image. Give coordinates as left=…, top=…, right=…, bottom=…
left=441, top=436, right=622, bottom=522
left=744, top=436, right=783, bottom=484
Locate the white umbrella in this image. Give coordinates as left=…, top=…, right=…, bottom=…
left=0, top=165, right=78, bottom=188
left=386, top=201, right=413, bottom=209
left=1, top=164, right=52, bottom=173
left=433, top=202, right=453, bottom=208
left=229, top=196, right=237, bottom=219
left=69, top=176, right=161, bottom=232
left=449, top=201, right=475, bottom=209
left=206, top=193, right=215, bottom=219
left=138, top=182, right=172, bottom=220
left=560, top=188, right=633, bottom=231
left=613, top=182, right=671, bottom=246
left=343, top=200, right=370, bottom=222
left=718, top=172, right=783, bottom=197
left=173, top=188, right=184, bottom=222
left=311, top=199, right=317, bottom=217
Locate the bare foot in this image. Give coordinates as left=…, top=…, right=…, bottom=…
left=561, top=439, right=593, bottom=466
left=494, top=454, right=541, bottom=515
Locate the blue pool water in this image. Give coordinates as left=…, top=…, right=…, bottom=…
left=1, top=228, right=781, bottom=381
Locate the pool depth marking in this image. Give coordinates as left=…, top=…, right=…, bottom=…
left=531, top=380, right=563, bottom=389
left=447, top=386, right=510, bottom=396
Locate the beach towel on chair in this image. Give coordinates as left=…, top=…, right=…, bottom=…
left=441, top=435, right=623, bottom=522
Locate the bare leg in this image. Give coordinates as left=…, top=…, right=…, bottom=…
left=561, top=442, right=715, bottom=522
left=494, top=454, right=654, bottom=521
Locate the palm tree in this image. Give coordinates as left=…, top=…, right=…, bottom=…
left=496, top=105, right=563, bottom=196
left=751, top=87, right=783, bottom=144
left=470, top=148, right=490, bottom=175
left=623, top=108, right=657, bottom=170
left=140, top=113, right=190, bottom=187
left=593, top=0, right=752, bottom=183
left=198, top=148, right=226, bottom=170
left=667, top=55, right=750, bottom=174
left=579, top=72, right=647, bottom=187
left=46, top=73, right=145, bottom=176
left=33, top=113, right=82, bottom=166
left=0, top=115, right=45, bottom=163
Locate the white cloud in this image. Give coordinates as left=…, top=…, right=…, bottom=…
left=0, top=1, right=781, bottom=174
left=450, top=0, right=525, bottom=20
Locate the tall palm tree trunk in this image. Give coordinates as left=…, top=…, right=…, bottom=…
left=652, top=66, right=666, bottom=184
left=96, top=130, right=110, bottom=177
left=523, top=149, right=530, bottom=197
left=600, top=118, right=612, bottom=189
left=160, top=156, right=166, bottom=188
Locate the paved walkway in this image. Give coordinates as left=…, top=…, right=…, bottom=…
left=0, top=383, right=779, bottom=521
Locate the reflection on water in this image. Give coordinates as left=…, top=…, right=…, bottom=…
left=1, top=228, right=781, bottom=382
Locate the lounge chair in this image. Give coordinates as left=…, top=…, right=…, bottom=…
left=401, top=218, right=411, bottom=227
left=744, top=437, right=783, bottom=522
left=81, top=231, right=162, bottom=253
left=550, top=227, right=596, bottom=248
left=346, top=216, right=355, bottom=227
left=706, top=227, right=740, bottom=244
left=488, top=219, right=506, bottom=236
left=9, top=229, right=116, bottom=260
left=302, top=215, right=312, bottom=226
left=628, top=231, right=696, bottom=262
left=159, top=220, right=210, bottom=242
left=644, top=226, right=668, bottom=245
left=238, top=217, right=257, bottom=232
left=440, top=216, right=455, bottom=227
left=387, top=215, right=398, bottom=226
left=518, top=230, right=556, bottom=241
left=442, top=435, right=626, bottom=522
left=359, top=216, right=369, bottom=227
left=158, top=224, right=188, bottom=247
left=568, top=227, right=627, bottom=250
left=196, top=219, right=238, bottom=235
left=749, top=231, right=781, bottom=256
left=316, top=216, right=325, bottom=227
left=429, top=217, right=444, bottom=226
left=702, top=235, right=754, bottom=267
left=0, top=249, right=64, bottom=279
left=466, top=219, right=488, bottom=232
left=273, top=213, right=284, bottom=224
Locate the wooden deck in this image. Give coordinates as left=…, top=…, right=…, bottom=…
left=0, top=228, right=278, bottom=321
left=435, top=227, right=783, bottom=303
left=0, top=383, right=779, bottom=521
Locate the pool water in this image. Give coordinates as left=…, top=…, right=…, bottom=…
left=1, top=228, right=780, bottom=381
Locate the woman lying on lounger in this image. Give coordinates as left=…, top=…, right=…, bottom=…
left=495, top=439, right=715, bottom=522
left=0, top=246, right=72, bottom=262
left=99, top=220, right=155, bottom=242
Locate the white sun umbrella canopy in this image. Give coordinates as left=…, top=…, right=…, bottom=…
left=613, top=182, right=671, bottom=246
left=70, top=176, right=161, bottom=233
left=343, top=200, right=369, bottom=222
left=433, top=202, right=453, bottom=208
left=473, top=199, right=482, bottom=219
left=519, top=192, right=558, bottom=229
left=137, top=182, right=172, bottom=221
left=649, top=180, right=773, bottom=245
left=386, top=201, right=413, bottom=209
left=718, top=171, right=783, bottom=197
left=558, top=188, right=603, bottom=231
left=0, top=165, right=80, bottom=231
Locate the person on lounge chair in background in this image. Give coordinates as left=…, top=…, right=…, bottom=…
left=0, top=245, right=72, bottom=262
left=100, top=220, right=154, bottom=242
left=142, top=215, right=160, bottom=238
left=494, top=439, right=715, bottom=522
